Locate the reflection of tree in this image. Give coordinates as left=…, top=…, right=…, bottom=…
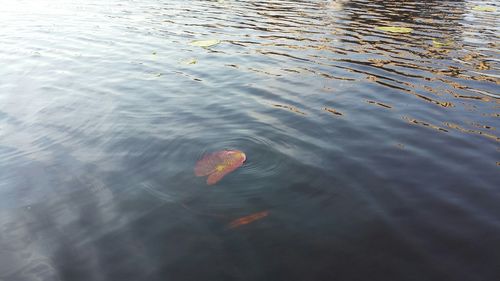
left=335, top=0, right=467, bottom=52
left=327, top=0, right=469, bottom=62
left=331, top=0, right=499, bottom=130
left=343, top=0, right=465, bottom=27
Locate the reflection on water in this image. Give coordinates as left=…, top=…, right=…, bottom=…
left=0, top=0, right=499, bottom=280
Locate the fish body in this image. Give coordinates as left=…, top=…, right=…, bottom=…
left=228, top=211, right=269, bottom=229
left=195, top=150, right=246, bottom=185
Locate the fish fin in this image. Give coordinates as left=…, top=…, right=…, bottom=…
left=206, top=170, right=228, bottom=185
left=194, top=153, right=222, bottom=176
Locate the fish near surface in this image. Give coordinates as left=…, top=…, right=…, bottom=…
left=195, top=150, right=246, bottom=185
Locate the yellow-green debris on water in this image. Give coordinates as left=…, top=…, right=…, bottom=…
left=432, top=39, right=453, bottom=48
left=376, top=26, right=413, bottom=34
left=472, top=6, right=496, bottom=12
left=189, top=39, right=221, bottom=48
left=181, top=58, right=197, bottom=65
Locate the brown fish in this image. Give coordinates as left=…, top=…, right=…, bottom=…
left=228, top=211, right=269, bottom=229
left=195, top=150, right=246, bottom=185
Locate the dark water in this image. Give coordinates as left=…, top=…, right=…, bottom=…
left=1, top=0, right=499, bottom=280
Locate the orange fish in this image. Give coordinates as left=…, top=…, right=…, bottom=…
left=195, top=150, right=246, bottom=185
left=227, top=211, right=269, bottom=229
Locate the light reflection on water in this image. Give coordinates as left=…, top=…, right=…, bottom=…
left=0, top=0, right=499, bottom=280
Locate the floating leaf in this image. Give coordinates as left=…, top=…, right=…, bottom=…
left=432, top=39, right=453, bottom=48
left=181, top=58, right=197, bottom=65
left=195, top=150, right=246, bottom=185
left=376, top=26, right=413, bottom=33
left=472, top=6, right=496, bottom=12
left=189, top=39, right=221, bottom=48
left=228, top=211, right=269, bottom=229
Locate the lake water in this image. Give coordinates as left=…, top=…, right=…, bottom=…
left=1, top=0, right=499, bottom=280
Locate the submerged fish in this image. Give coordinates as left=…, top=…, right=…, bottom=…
left=194, top=150, right=246, bottom=185
left=228, top=211, right=269, bottom=229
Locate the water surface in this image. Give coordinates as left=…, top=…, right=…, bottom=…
left=1, top=0, right=499, bottom=280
